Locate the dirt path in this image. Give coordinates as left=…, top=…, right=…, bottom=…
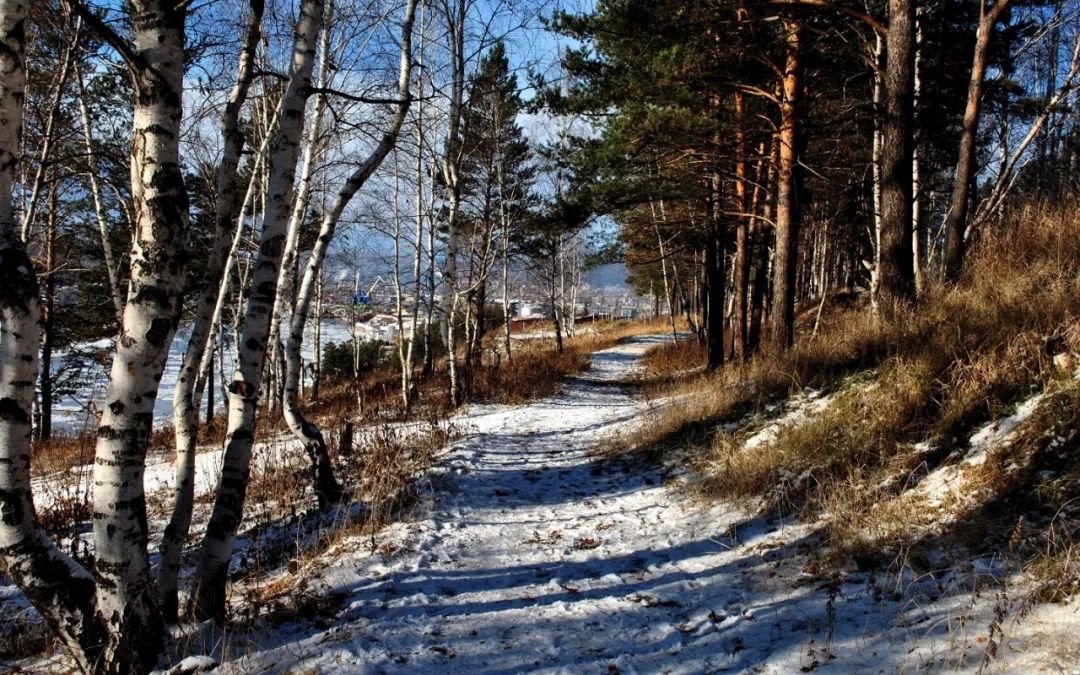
left=222, top=335, right=1068, bottom=674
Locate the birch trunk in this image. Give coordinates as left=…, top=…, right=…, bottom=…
left=705, top=180, right=725, bottom=370
left=0, top=3, right=101, bottom=665
left=282, top=0, right=417, bottom=503
left=268, top=8, right=333, bottom=382
left=440, top=0, right=466, bottom=403
left=650, top=201, right=678, bottom=345
left=870, top=32, right=883, bottom=301
left=500, top=194, right=512, bottom=362
left=911, top=9, right=925, bottom=296
left=191, top=0, right=325, bottom=621
left=402, top=22, right=426, bottom=407
left=158, top=0, right=263, bottom=622
left=88, top=0, right=191, bottom=663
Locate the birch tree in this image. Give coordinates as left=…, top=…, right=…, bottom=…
left=2, top=0, right=191, bottom=667
left=0, top=1, right=99, bottom=668
left=190, top=0, right=326, bottom=621
left=281, top=0, right=418, bottom=506
left=159, top=0, right=264, bottom=623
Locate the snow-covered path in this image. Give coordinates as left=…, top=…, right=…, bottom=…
left=222, top=335, right=1065, bottom=674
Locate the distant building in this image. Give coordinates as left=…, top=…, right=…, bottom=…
left=354, top=314, right=429, bottom=344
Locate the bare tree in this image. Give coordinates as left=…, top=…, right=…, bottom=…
left=190, top=0, right=327, bottom=622
left=281, top=0, right=418, bottom=507
left=159, top=0, right=264, bottom=623
left=1, top=0, right=192, bottom=666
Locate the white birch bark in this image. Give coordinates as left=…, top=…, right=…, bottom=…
left=401, top=19, right=426, bottom=407
left=158, top=0, right=263, bottom=622
left=282, top=0, right=418, bottom=504
left=191, top=0, right=325, bottom=621
left=0, top=2, right=99, bottom=668
left=870, top=31, right=883, bottom=307
left=439, top=0, right=466, bottom=403
left=499, top=191, right=512, bottom=362
left=195, top=115, right=278, bottom=397
left=84, top=0, right=192, bottom=666
left=267, top=7, right=333, bottom=394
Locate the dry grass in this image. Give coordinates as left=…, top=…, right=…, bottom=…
left=614, top=200, right=1080, bottom=579
left=227, top=419, right=453, bottom=629
left=640, top=337, right=707, bottom=384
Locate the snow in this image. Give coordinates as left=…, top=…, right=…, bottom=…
left=7, top=334, right=1077, bottom=672
left=47, top=319, right=356, bottom=434
left=915, top=384, right=1056, bottom=510
left=203, top=336, right=1050, bottom=674
left=740, top=388, right=836, bottom=450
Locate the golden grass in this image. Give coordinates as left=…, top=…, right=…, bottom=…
left=615, top=200, right=1080, bottom=578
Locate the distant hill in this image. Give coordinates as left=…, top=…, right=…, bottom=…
left=584, top=263, right=628, bottom=290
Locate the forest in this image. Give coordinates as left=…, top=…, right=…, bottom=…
left=1, top=0, right=1079, bottom=672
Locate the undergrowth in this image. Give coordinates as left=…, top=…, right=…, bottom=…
left=622, top=200, right=1080, bottom=590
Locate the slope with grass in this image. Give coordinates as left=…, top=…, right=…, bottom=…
left=196, top=333, right=1079, bottom=674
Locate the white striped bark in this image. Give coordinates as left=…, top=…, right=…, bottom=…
left=392, top=151, right=409, bottom=406
left=88, top=0, right=191, bottom=666
left=282, top=0, right=418, bottom=505
left=401, top=4, right=426, bottom=409
left=268, top=11, right=333, bottom=387
left=496, top=141, right=513, bottom=362
left=194, top=116, right=277, bottom=398
left=0, top=2, right=99, bottom=668
left=190, top=0, right=326, bottom=621
left=158, top=0, right=263, bottom=623
left=439, top=0, right=466, bottom=391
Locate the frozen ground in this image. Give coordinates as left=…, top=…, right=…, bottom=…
left=205, top=335, right=1080, bottom=674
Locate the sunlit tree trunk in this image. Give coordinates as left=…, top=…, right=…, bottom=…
left=0, top=5, right=99, bottom=643
left=440, top=0, right=466, bottom=405
left=281, top=0, right=417, bottom=507
left=190, top=0, right=325, bottom=621
left=770, top=19, right=802, bottom=353
left=731, top=90, right=750, bottom=360
left=85, top=0, right=192, bottom=661
left=402, top=17, right=427, bottom=407
left=941, top=0, right=1012, bottom=282
left=159, top=0, right=263, bottom=622
left=874, top=0, right=916, bottom=316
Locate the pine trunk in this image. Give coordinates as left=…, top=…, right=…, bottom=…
left=942, top=0, right=1011, bottom=281
left=770, top=20, right=802, bottom=353
left=874, top=0, right=917, bottom=315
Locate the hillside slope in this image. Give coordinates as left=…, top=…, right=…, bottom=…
left=201, top=335, right=1078, bottom=674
